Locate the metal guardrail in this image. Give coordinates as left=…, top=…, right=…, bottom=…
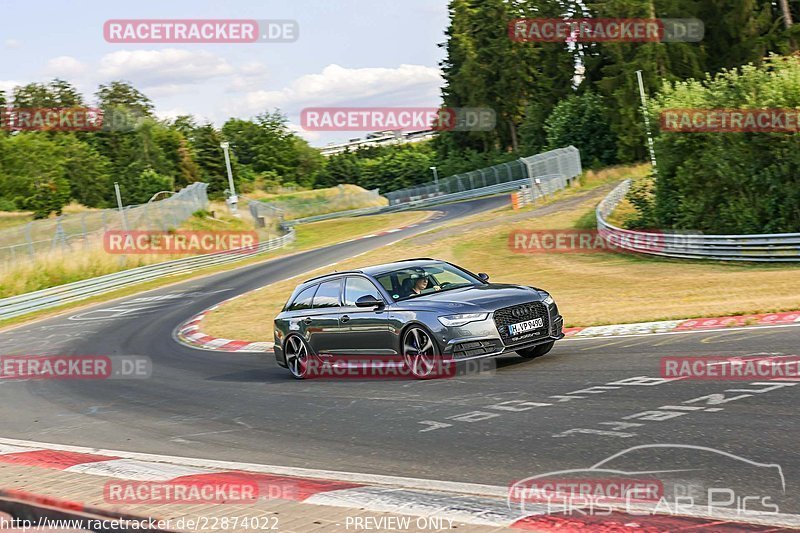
left=0, top=229, right=295, bottom=321
left=596, top=180, right=800, bottom=262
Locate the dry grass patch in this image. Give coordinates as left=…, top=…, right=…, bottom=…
left=0, top=209, right=428, bottom=300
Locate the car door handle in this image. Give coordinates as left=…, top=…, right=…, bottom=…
left=303, top=317, right=312, bottom=324
left=341, top=315, right=350, bottom=323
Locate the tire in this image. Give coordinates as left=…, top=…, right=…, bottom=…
left=284, top=335, right=311, bottom=379
left=516, top=341, right=555, bottom=359
left=402, top=325, right=442, bottom=379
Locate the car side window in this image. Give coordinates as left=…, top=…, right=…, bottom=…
left=312, top=279, right=342, bottom=308
left=344, top=277, right=382, bottom=306
left=288, top=284, right=317, bottom=311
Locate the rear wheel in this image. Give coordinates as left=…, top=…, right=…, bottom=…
left=516, top=341, right=555, bottom=359
left=284, top=335, right=310, bottom=379
left=402, top=326, right=440, bottom=379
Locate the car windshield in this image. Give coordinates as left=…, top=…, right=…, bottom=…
left=374, top=263, right=481, bottom=301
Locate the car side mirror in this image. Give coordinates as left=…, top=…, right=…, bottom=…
left=356, top=295, right=384, bottom=308
left=478, top=273, right=489, bottom=282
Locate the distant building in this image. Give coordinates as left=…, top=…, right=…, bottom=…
left=319, top=129, right=436, bottom=156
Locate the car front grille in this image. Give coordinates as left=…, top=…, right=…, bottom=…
left=494, top=302, right=550, bottom=345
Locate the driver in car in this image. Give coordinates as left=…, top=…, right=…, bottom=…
left=409, top=274, right=440, bottom=296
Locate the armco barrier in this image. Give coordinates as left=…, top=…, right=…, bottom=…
left=597, top=180, right=800, bottom=262
left=0, top=229, right=295, bottom=321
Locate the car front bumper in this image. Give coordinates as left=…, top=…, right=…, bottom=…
left=438, top=309, right=564, bottom=362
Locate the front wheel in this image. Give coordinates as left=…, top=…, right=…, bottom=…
left=284, top=335, right=311, bottom=379
left=516, top=341, right=555, bottom=359
left=402, top=326, right=441, bottom=379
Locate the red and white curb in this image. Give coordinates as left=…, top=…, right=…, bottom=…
left=334, top=212, right=445, bottom=245
left=563, top=311, right=800, bottom=338
left=176, top=294, right=273, bottom=353
left=0, top=438, right=797, bottom=531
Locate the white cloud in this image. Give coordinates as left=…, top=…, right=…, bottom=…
left=97, top=49, right=235, bottom=88
left=155, top=107, right=189, bottom=122
left=43, top=56, right=88, bottom=78
left=227, top=61, right=270, bottom=92
left=227, top=63, right=443, bottom=116
left=287, top=122, right=322, bottom=143
left=4, top=39, right=21, bottom=49
left=0, top=80, right=22, bottom=95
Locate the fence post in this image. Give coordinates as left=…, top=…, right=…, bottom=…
left=25, top=223, right=34, bottom=258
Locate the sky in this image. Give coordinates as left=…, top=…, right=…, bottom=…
left=0, top=0, right=450, bottom=146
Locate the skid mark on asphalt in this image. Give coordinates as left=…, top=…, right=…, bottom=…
left=578, top=336, right=674, bottom=351
left=699, top=329, right=785, bottom=345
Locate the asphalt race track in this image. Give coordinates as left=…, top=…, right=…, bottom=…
left=1, top=195, right=798, bottom=515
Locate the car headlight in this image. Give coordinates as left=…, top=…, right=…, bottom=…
left=543, top=295, right=554, bottom=306
left=437, top=313, right=489, bottom=327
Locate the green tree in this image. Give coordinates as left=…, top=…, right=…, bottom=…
left=544, top=91, right=618, bottom=168
left=192, top=124, right=234, bottom=197
left=96, top=81, right=154, bottom=117
left=315, top=150, right=361, bottom=188
left=12, top=79, right=84, bottom=108
left=648, top=55, right=800, bottom=233
left=0, top=133, right=77, bottom=217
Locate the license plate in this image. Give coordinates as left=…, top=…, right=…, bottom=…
left=508, top=317, right=544, bottom=336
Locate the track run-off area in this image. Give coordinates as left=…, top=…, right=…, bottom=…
left=0, top=194, right=798, bottom=524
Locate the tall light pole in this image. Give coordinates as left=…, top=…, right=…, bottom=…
left=114, top=182, right=128, bottom=230
left=635, top=70, right=658, bottom=176
left=220, top=141, right=238, bottom=214
left=430, top=166, right=439, bottom=194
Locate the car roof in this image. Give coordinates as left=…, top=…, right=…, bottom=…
left=301, top=258, right=441, bottom=283
left=360, top=258, right=444, bottom=276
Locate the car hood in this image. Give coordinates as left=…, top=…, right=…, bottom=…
left=394, top=283, right=545, bottom=313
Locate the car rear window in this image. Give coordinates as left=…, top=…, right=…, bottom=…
left=313, top=279, right=342, bottom=308
left=287, top=284, right=317, bottom=311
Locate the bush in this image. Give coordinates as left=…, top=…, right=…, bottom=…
left=0, top=197, right=17, bottom=211
left=649, top=55, right=800, bottom=234
left=623, top=179, right=658, bottom=230
left=544, top=91, right=619, bottom=169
